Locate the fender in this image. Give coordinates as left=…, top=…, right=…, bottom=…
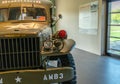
left=60, top=39, right=75, bottom=53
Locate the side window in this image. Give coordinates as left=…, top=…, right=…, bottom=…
left=26, top=8, right=36, bottom=18
left=35, top=8, right=47, bottom=21
left=0, top=10, right=4, bottom=22
left=0, top=9, right=8, bottom=22
left=25, top=8, right=47, bottom=21
left=35, top=8, right=46, bottom=16
left=8, top=7, right=20, bottom=20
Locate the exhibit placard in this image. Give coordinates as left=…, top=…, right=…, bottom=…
left=79, top=1, right=98, bottom=35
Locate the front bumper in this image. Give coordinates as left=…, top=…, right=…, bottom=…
left=0, top=67, right=74, bottom=84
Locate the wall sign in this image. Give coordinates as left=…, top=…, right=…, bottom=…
left=79, top=1, right=98, bottom=35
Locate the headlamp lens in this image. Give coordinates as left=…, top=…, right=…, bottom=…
left=43, top=40, right=53, bottom=50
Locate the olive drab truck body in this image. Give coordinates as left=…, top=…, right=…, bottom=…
left=0, top=0, right=76, bottom=84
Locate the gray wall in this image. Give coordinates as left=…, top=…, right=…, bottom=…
left=56, top=0, right=106, bottom=55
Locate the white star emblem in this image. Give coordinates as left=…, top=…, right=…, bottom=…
left=15, top=76, right=22, bottom=83
left=0, top=78, right=3, bottom=84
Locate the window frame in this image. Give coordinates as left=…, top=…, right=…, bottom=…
left=106, top=0, right=120, bottom=56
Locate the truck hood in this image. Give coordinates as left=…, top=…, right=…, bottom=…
left=0, top=21, right=49, bottom=37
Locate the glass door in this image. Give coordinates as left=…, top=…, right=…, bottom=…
left=107, top=0, right=120, bottom=55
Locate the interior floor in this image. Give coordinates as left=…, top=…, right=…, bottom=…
left=71, top=49, right=120, bottom=84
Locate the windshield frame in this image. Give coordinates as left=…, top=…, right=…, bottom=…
left=0, top=3, right=48, bottom=22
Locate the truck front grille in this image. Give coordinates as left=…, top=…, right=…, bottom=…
left=0, top=37, right=41, bottom=71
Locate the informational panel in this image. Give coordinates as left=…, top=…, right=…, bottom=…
left=79, top=1, right=98, bottom=35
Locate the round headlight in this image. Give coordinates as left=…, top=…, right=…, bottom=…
left=54, top=39, right=64, bottom=51
left=43, top=40, right=53, bottom=50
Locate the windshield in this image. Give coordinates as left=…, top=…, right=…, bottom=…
left=0, top=7, right=47, bottom=22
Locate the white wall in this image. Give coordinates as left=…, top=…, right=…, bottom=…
left=56, top=0, right=105, bottom=55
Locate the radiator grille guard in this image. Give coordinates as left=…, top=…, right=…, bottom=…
left=0, top=37, right=41, bottom=71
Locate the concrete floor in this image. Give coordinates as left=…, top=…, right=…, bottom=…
left=71, top=49, right=120, bottom=84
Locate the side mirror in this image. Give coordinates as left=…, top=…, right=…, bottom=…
left=51, top=14, right=63, bottom=26
left=51, top=14, right=63, bottom=34
left=58, top=14, right=62, bottom=19
left=52, top=14, right=62, bottom=21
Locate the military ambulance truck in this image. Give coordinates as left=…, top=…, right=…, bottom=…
left=0, top=0, right=76, bottom=84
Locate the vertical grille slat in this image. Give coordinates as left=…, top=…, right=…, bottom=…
left=24, top=38, right=27, bottom=67
left=0, top=37, right=40, bottom=71
left=12, top=39, right=15, bottom=69
left=31, top=38, right=34, bottom=66
left=4, top=39, right=8, bottom=69
left=35, top=38, right=40, bottom=66
left=8, top=39, right=12, bottom=69
left=16, top=38, right=19, bottom=68
left=27, top=38, right=31, bottom=67
left=0, top=39, right=3, bottom=69
left=20, top=38, right=22, bottom=68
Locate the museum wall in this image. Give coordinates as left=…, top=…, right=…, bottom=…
left=56, top=0, right=106, bottom=55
